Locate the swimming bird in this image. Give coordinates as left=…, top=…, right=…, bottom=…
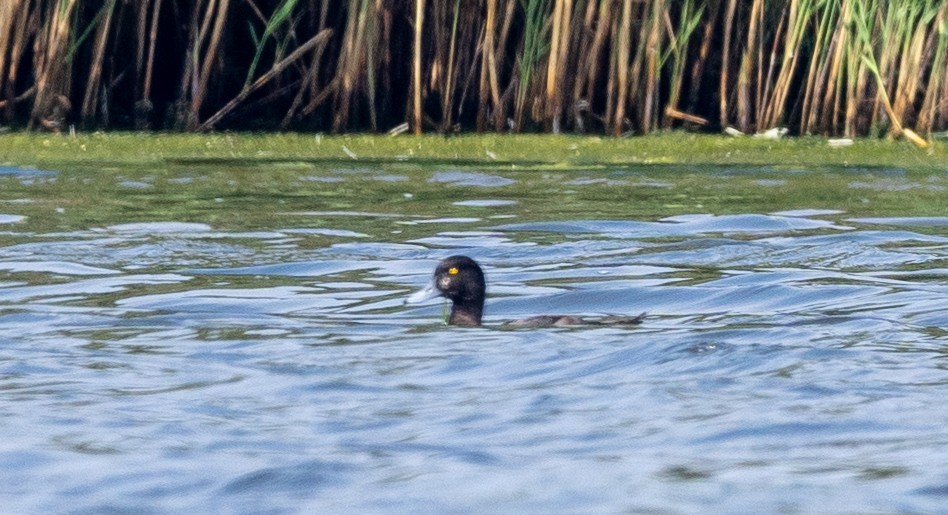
left=405, top=255, right=646, bottom=327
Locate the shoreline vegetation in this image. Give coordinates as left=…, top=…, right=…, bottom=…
left=0, top=1, right=946, bottom=140
left=0, top=132, right=945, bottom=170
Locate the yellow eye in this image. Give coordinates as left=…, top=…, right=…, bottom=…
left=448, top=267, right=459, bottom=275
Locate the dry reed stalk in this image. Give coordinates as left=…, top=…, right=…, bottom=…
left=515, top=0, right=550, bottom=130
left=0, top=86, right=35, bottom=111
left=477, top=0, right=502, bottom=132
left=450, top=7, right=483, bottom=126
left=81, top=0, right=117, bottom=126
left=755, top=0, right=767, bottom=122
left=578, top=0, right=610, bottom=124
left=894, top=22, right=927, bottom=123
left=736, top=0, right=762, bottom=131
left=476, top=3, right=489, bottom=131
left=545, top=0, right=572, bottom=131
left=661, top=0, right=705, bottom=129
left=853, top=0, right=927, bottom=146
left=665, top=106, right=708, bottom=125
left=426, top=1, right=445, bottom=128
left=479, top=0, right=503, bottom=131
left=1, top=0, right=29, bottom=121
left=558, top=0, right=575, bottom=131
left=661, top=10, right=679, bottom=129
left=281, top=0, right=333, bottom=126
left=604, top=10, right=618, bottom=130
left=555, top=0, right=584, bottom=132
left=569, top=0, right=597, bottom=121
left=0, top=0, right=22, bottom=115
left=474, top=1, right=489, bottom=130
left=333, top=1, right=364, bottom=129
left=917, top=5, right=948, bottom=133
left=546, top=0, right=564, bottom=112
left=823, top=0, right=853, bottom=135
left=332, top=0, right=373, bottom=131
left=427, top=3, right=444, bottom=102
left=367, top=0, right=383, bottom=131
left=290, top=0, right=330, bottom=122
left=800, top=1, right=838, bottom=134
left=627, top=1, right=650, bottom=131
left=494, top=0, right=520, bottom=128
left=762, top=0, right=814, bottom=130
left=891, top=4, right=936, bottom=133
left=758, top=3, right=787, bottom=130
left=879, top=2, right=913, bottom=133
left=495, top=0, right=516, bottom=74
left=30, top=0, right=79, bottom=130
left=686, top=0, right=719, bottom=115
left=840, top=39, right=859, bottom=134
left=849, top=48, right=869, bottom=137
left=436, top=0, right=462, bottom=131
left=3, top=0, right=948, bottom=136
left=187, top=0, right=231, bottom=123
left=242, top=0, right=268, bottom=24
left=640, top=0, right=665, bottom=134
left=244, top=0, right=304, bottom=88
left=281, top=49, right=323, bottom=128
left=719, top=0, right=738, bottom=129
left=736, top=56, right=751, bottom=131
left=135, top=0, right=148, bottom=96
left=940, top=33, right=948, bottom=128
left=413, top=0, right=424, bottom=134
left=613, top=0, right=633, bottom=135
left=869, top=1, right=918, bottom=134
left=199, top=28, right=332, bottom=130
left=143, top=0, right=164, bottom=102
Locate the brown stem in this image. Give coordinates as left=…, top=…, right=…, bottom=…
left=413, top=0, right=424, bottom=134
left=613, top=0, right=632, bottom=136
left=719, top=0, right=738, bottom=129
left=199, top=29, right=332, bottom=131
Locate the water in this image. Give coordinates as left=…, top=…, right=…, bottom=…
left=0, top=162, right=946, bottom=513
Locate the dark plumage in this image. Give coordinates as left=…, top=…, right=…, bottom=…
left=405, top=255, right=646, bottom=327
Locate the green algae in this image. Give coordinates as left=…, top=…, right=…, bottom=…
left=0, top=132, right=945, bottom=170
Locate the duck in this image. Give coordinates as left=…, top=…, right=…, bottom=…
left=405, top=255, right=646, bottom=327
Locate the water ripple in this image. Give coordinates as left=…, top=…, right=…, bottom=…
left=0, top=206, right=946, bottom=513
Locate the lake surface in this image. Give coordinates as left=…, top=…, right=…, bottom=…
left=0, top=161, right=946, bottom=513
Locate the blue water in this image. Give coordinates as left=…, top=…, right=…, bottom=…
left=0, top=164, right=947, bottom=513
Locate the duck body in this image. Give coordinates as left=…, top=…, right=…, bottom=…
left=406, top=255, right=645, bottom=327
left=502, top=314, right=646, bottom=328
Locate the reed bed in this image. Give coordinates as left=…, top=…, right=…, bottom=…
left=0, top=0, right=946, bottom=139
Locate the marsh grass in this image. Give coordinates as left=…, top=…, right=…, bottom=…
left=1, top=1, right=947, bottom=140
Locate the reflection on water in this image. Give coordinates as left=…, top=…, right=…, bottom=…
left=0, top=164, right=946, bottom=513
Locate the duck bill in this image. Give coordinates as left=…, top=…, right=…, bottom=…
left=405, top=281, right=440, bottom=304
